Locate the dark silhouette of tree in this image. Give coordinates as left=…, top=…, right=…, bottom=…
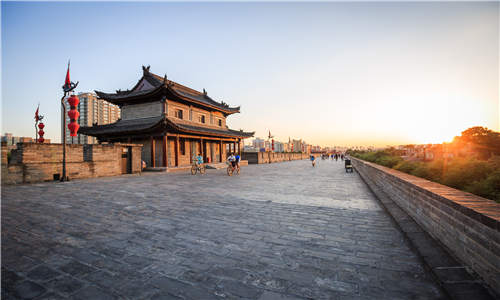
left=454, top=126, right=500, bottom=159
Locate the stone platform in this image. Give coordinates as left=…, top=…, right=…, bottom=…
left=2, top=159, right=446, bottom=299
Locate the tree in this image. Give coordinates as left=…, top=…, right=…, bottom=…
left=455, top=127, right=500, bottom=159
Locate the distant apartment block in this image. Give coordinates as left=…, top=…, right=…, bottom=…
left=62, top=92, right=121, bottom=144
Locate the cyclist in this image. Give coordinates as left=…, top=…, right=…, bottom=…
left=194, top=153, right=203, bottom=166
left=310, top=155, right=316, bottom=167
left=235, top=153, right=241, bottom=172
left=227, top=153, right=237, bottom=171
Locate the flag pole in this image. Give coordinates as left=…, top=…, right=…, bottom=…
left=35, top=104, right=39, bottom=143
left=61, top=60, right=78, bottom=182
left=61, top=93, right=67, bottom=181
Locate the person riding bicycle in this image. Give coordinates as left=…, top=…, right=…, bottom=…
left=235, top=153, right=241, bottom=171
left=194, top=153, right=203, bottom=166
left=227, top=153, right=237, bottom=171
left=310, top=155, right=316, bottom=167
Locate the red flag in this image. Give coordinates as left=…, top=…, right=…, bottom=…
left=35, top=105, right=39, bottom=121
left=64, top=61, right=71, bottom=88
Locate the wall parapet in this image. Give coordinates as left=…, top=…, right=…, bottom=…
left=242, top=152, right=309, bottom=164
left=352, top=157, right=500, bottom=294
left=2, top=143, right=142, bottom=184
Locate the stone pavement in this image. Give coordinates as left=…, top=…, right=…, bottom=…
left=2, top=159, right=447, bottom=299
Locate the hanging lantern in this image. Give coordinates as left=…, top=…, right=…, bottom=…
left=68, top=122, right=80, bottom=136
left=38, top=121, right=45, bottom=143
left=67, top=94, right=80, bottom=137
left=67, top=95, right=79, bottom=107
left=272, top=139, right=275, bottom=152
left=68, top=109, right=79, bottom=120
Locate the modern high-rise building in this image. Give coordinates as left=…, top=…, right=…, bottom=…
left=62, top=92, right=121, bottom=144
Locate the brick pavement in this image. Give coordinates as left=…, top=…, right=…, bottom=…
left=2, top=159, right=446, bottom=299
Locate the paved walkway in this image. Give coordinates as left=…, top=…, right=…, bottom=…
left=2, top=159, right=446, bottom=299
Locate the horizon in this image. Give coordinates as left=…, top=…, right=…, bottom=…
left=2, top=2, right=499, bottom=147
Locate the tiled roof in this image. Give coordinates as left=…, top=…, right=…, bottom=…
left=94, top=67, right=240, bottom=114
left=79, top=116, right=164, bottom=136
left=78, top=115, right=254, bottom=139
left=174, top=122, right=254, bottom=138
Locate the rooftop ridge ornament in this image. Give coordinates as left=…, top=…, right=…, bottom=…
left=163, top=74, right=167, bottom=84
left=142, top=65, right=151, bottom=74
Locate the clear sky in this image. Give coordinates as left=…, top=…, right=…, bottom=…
left=2, top=2, right=499, bottom=147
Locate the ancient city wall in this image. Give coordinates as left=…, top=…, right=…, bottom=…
left=352, top=157, right=500, bottom=294
left=242, top=152, right=310, bottom=164
left=1, top=143, right=142, bottom=184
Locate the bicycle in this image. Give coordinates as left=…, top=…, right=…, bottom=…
left=191, top=163, right=206, bottom=175
left=227, top=162, right=240, bottom=176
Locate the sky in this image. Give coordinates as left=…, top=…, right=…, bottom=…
left=1, top=2, right=499, bottom=147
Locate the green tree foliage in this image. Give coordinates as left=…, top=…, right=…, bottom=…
left=349, top=127, right=500, bottom=202
left=453, top=126, right=500, bottom=159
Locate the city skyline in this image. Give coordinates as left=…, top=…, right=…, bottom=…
left=2, top=2, right=499, bottom=147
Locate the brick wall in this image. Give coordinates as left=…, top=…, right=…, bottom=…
left=242, top=152, right=310, bottom=164
left=352, top=157, right=500, bottom=294
left=1, top=143, right=142, bottom=184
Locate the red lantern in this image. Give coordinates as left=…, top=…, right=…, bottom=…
left=68, top=122, right=80, bottom=136
left=67, top=94, right=80, bottom=137
left=38, top=122, right=45, bottom=143
left=68, top=109, right=79, bottom=120
left=67, top=95, right=79, bottom=107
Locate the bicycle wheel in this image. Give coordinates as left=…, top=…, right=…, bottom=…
left=200, top=165, right=206, bottom=174
left=227, top=166, right=233, bottom=176
left=236, top=167, right=240, bottom=175
left=191, top=165, right=197, bottom=175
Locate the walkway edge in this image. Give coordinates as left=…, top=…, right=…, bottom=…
left=353, top=165, right=497, bottom=300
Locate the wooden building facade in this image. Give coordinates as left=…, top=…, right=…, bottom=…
left=79, top=66, right=254, bottom=169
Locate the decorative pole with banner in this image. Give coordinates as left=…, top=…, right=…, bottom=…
left=34, top=105, right=40, bottom=142
left=61, top=61, right=79, bottom=181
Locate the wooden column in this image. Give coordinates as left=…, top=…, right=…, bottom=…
left=189, top=139, right=193, bottom=164
left=200, top=138, right=204, bottom=161
left=233, top=140, right=236, bottom=154
left=219, top=140, right=223, bottom=162
left=238, top=139, right=241, bottom=156
left=162, top=135, right=168, bottom=167
left=175, top=135, right=179, bottom=167
left=150, top=136, right=156, bottom=168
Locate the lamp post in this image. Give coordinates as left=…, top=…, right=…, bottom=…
left=61, top=62, right=79, bottom=181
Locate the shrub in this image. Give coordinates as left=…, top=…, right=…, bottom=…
left=354, top=151, right=500, bottom=203
left=394, top=161, right=418, bottom=173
